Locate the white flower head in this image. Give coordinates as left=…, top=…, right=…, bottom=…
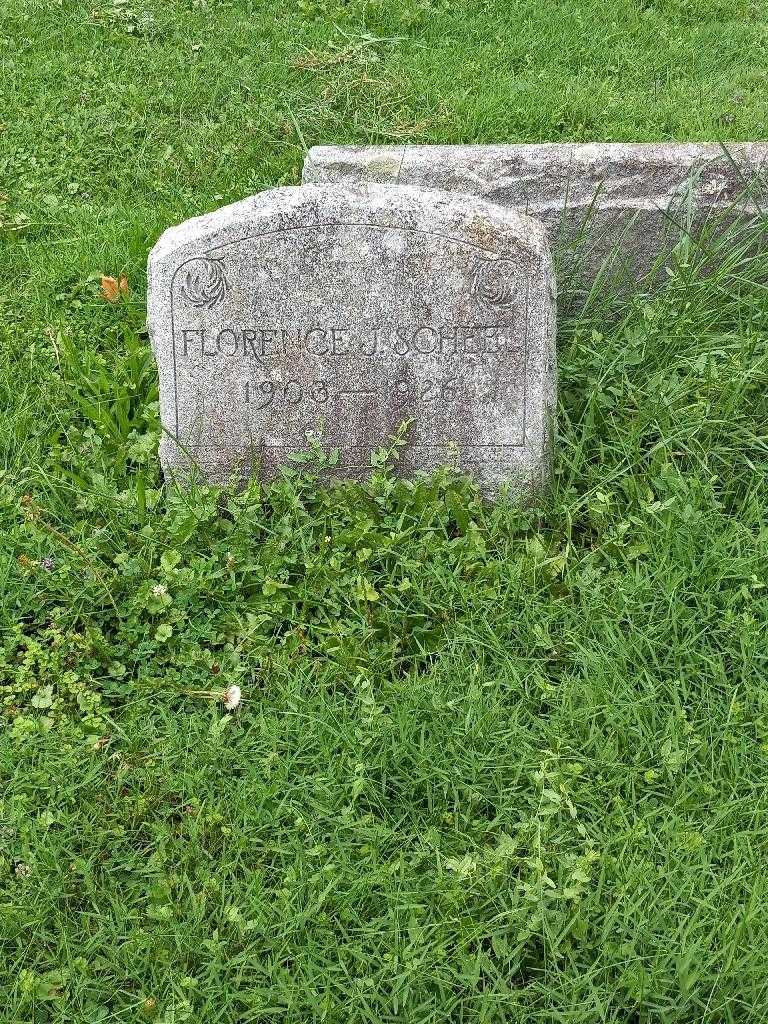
left=222, top=685, right=242, bottom=711
left=152, top=583, right=168, bottom=597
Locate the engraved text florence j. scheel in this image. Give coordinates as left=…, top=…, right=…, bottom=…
left=171, top=251, right=526, bottom=444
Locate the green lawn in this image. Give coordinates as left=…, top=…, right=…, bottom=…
left=2, top=1, right=768, bottom=1021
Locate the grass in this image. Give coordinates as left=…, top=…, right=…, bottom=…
left=2, top=0, right=768, bottom=1021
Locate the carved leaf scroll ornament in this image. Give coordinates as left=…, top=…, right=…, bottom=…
left=180, top=257, right=230, bottom=310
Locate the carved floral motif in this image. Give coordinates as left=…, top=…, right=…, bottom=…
left=181, top=257, right=229, bottom=309
left=471, top=258, right=517, bottom=310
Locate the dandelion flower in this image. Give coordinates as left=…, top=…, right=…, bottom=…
left=223, top=685, right=241, bottom=711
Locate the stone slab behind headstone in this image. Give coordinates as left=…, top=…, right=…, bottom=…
left=147, top=184, right=556, bottom=493
left=303, top=143, right=768, bottom=304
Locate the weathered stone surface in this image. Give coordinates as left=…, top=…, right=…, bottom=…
left=303, top=143, right=768, bottom=301
left=147, top=184, right=556, bottom=492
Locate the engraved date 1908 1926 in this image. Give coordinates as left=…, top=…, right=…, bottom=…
left=244, top=377, right=467, bottom=411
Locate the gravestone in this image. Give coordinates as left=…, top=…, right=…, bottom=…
left=147, top=184, right=556, bottom=493
left=303, top=143, right=768, bottom=302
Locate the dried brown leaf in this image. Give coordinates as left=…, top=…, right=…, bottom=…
left=100, top=274, right=129, bottom=302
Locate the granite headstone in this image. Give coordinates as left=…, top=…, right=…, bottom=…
left=147, top=184, right=556, bottom=493
left=303, top=143, right=768, bottom=302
